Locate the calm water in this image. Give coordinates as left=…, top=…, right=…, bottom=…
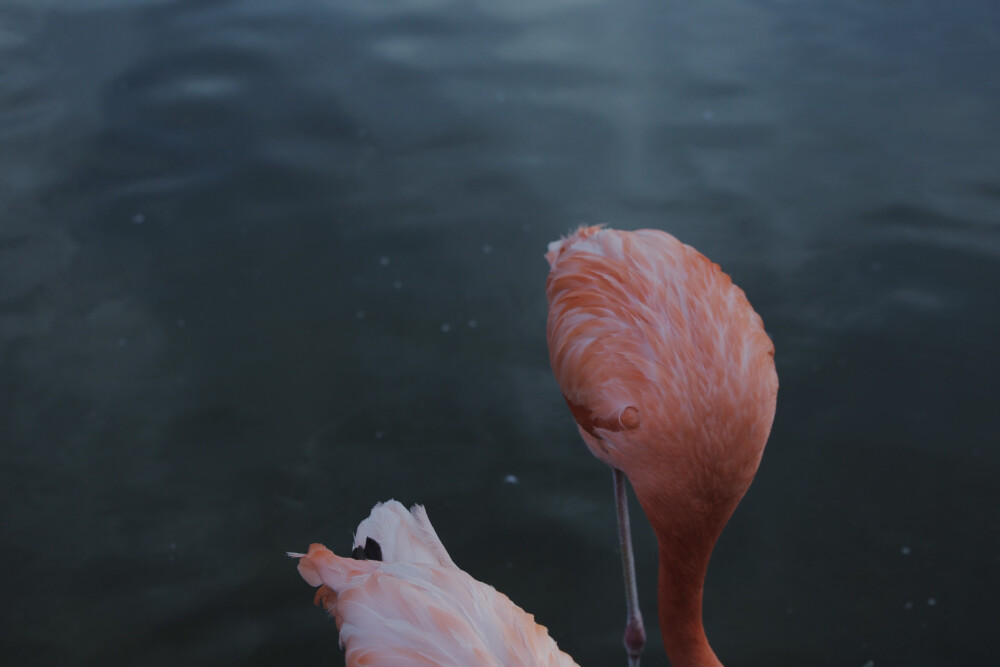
left=2, top=1, right=999, bottom=665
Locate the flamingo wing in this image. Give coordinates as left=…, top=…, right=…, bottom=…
left=292, top=501, right=579, bottom=667
left=545, top=225, right=777, bottom=496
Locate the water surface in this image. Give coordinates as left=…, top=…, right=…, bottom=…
left=2, top=1, right=998, bottom=665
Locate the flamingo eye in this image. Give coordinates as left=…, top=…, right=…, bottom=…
left=619, top=406, right=640, bottom=430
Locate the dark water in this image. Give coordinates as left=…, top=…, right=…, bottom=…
left=2, top=1, right=999, bottom=665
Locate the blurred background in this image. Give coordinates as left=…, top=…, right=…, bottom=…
left=2, top=0, right=998, bottom=665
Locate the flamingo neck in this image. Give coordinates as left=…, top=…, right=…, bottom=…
left=655, top=540, right=721, bottom=667
left=635, top=483, right=734, bottom=667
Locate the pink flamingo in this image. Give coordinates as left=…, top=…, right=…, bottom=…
left=291, top=226, right=778, bottom=666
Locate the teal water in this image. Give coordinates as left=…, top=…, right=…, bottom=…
left=2, top=1, right=998, bottom=665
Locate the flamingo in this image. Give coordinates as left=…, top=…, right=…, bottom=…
left=291, top=226, right=778, bottom=666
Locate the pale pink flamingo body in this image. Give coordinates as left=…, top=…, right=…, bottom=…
left=294, top=501, right=577, bottom=666
left=292, top=226, right=778, bottom=666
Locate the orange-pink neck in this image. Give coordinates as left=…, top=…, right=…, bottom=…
left=655, top=539, right=721, bottom=667
left=637, top=490, right=736, bottom=667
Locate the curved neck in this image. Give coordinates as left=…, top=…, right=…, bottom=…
left=635, top=482, right=735, bottom=667
left=656, top=542, right=721, bottom=667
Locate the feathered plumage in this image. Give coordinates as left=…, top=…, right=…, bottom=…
left=292, top=501, right=578, bottom=667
